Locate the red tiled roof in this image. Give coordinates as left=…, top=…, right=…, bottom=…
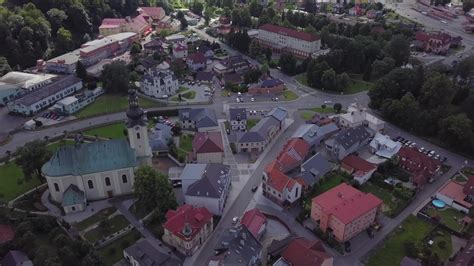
left=276, top=138, right=311, bottom=173
left=259, top=24, right=320, bottom=42
left=99, top=15, right=148, bottom=32
left=464, top=176, right=474, bottom=195
left=0, top=224, right=14, bottom=244
left=397, top=147, right=441, bottom=186
left=137, top=6, right=166, bottom=20
left=341, top=155, right=376, bottom=174
left=281, top=238, right=332, bottom=266
left=265, top=160, right=292, bottom=193
left=439, top=181, right=472, bottom=208
left=187, top=52, right=207, bottom=64
left=193, top=132, right=224, bottom=154
left=240, top=208, right=267, bottom=239
left=174, top=44, right=187, bottom=52
left=312, top=183, right=382, bottom=224
left=164, top=205, right=213, bottom=241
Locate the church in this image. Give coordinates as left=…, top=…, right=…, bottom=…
left=42, top=90, right=152, bottom=214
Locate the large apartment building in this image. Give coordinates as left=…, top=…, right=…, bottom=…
left=257, top=24, right=321, bottom=58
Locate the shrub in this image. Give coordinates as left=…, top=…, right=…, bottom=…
left=438, top=240, right=446, bottom=249
left=108, top=247, right=116, bottom=255
left=321, top=104, right=326, bottom=109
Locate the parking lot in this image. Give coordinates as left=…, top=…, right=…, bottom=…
left=393, top=135, right=447, bottom=163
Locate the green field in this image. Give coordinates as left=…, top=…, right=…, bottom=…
left=84, top=215, right=130, bottom=243
left=281, top=90, right=298, bottom=101
left=300, top=110, right=315, bottom=120
left=182, top=90, right=196, bottom=100
left=360, top=182, right=397, bottom=213
left=99, top=231, right=142, bottom=266
left=315, top=173, right=347, bottom=195
left=295, top=74, right=309, bottom=86
left=247, top=119, right=260, bottom=130
left=426, top=207, right=464, bottom=232
left=345, top=79, right=375, bottom=94
left=179, top=134, right=193, bottom=152
left=368, top=216, right=435, bottom=266
left=309, top=106, right=336, bottom=114
left=75, top=207, right=117, bottom=231
left=0, top=163, right=41, bottom=201
left=75, top=94, right=159, bottom=118
left=83, top=123, right=126, bottom=139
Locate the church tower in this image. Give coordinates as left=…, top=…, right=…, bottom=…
left=126, top=89, right=152, bottom=165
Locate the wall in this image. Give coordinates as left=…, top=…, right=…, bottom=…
left=184, top=195, right=220, bottom=215
left=196, top=152, right=223, bottom=163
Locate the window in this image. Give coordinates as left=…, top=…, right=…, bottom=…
left=122, top=174, right=128, bottom=183
left=72, top=206, right=76, bottom=211
left=88, top=180, right=94, bottom=189
left=54, top=183, right=60, bottom=192
left=105, top=177, right=111, bottom=186
left=136, top=132, right=141, bottom=139
left=295, top=187, right=299, bottom=197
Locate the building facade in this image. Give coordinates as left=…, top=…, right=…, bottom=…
left=229, top=108, right=247, bottom=131
left=140, top=68, right=179, bottom=98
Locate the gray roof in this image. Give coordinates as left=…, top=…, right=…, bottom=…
left=42, top=139, right=138, bottom=177
left=237, top=131, right=265, bottom=143
left=301, top=153, right=331, bottom=179
left=15, top=75, right=81, bottom=106
left=149, top=123, right=172, bottom=152
left=139, top=56, right=160, bottom=69
left=292, top=123, right=339, bottom=147
left=62, top=184, right=86, bottom=207
left=179, top=108, right=218, bottom=128
left=229, top=108, right=247, bottom=121
left=237, top=116, right=279, bottom=143
left=185, top=164, right=230, bottom=198
left=124, top=239, right=181, bottom=266
left=196, top=71, right=214, bottom=82
left=265, top=107, right=287, bottom=122
left=213, top=225, right=262, bottom=265
left=1, top=250, right=32, bottom=266
left=400, top=256, right=422, bottom=266
left=335, top=125, right=371, bottom=150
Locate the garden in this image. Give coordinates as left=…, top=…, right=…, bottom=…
left=425, top=207, right=467, bottom=233
left=83, top=215, right=130, bottom=244
left=75, top=207, right=117, bottom=231
left=247, top=119, right=260, bottom=130
left=0, top=162, right=42, bottom=202
left=98, top=230, right=142, bottom=266
left=75, top=94, right=160, bottom=118
left=83, top=123, right=126, bottom=140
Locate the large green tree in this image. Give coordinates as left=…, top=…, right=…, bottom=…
left=420, top=72, right=454, bottom=108
left=15, top=140, right=52, bottom=181
left=100, top=60, right=130, bottom=93
left=385, top=34, right=410, bottom=66
left=279, top=52, right=297, bottom=75
left=438, top=113, right=473, bottom=151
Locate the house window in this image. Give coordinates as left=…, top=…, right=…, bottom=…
left=136, top=132, right=141, bottom=139
left=105, top=177, right=111, bottom=186
left=72, top=206, right=76, bottom=211
left=88, top=180, right=94, bottom=189
left=122, top=174, right=128, bottom=183
left=295, top=187, right=299, bottom=197
left=54, top=183, right=60, bottom=192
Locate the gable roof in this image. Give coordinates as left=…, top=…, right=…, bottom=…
left=139, top=56, right=160, bottom=69
left=464, top=176, right=474, bottom=195
left=143, top=39, right=163, bottom=50
left=259, top=24, right=320, bottom=42
left=223, top=73, right=242, bottom=85
left=334, top=125, right=371, bottom=150
left=62, top=184, right=85, bottom=207
left=261, top=78, right=284, bottom=88
left=237, top=131, right=265, bottom=143
left=312, top=183, right=382, bottom=224
left=193, top=132, right=224, bottom=154
left=137, top=6, right=166, bottom=20
left=229, top=108, right=247, bottom=121
left=179, top=108, right=218, bottom=128
left=301, top=153, right=332, bottom=179
left=185, top=164, right=230, bottom=198
left=265, top=160, right=294, bottom=193
left=124, top=239, right=180, bottom=266
left=42, top=139, right=138, bottom=177
left=292, top=123, right=339, bottom=147
left=187, top=52, right=207, bottom=64
left=240, top=208, right=267, bottom=239
left=369, top=132, right=402, bottom=159
left=149, top=123, right=172, bottom=152
left=265, top=107, right=287, bottom=122
left=397, top=147, right=441, bottom=186
left=1, top=250, right=32, bottom=266
left=164, top=204, right=213, bottom=241
left=15, top=75, right=81, bottom=106
left=196, top=71, right=214, bottom=82
left=276, top=138, right=311, bottom=172
left=341, top=155, right=377, bottom=175
left=438, top=181, right=472, bottom=209
left=281, top=238, right=332, bottom=266
left=213, top=225, right=262, bottom=265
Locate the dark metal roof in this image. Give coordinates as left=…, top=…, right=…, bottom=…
left=15, top=75, right=81, bottom=106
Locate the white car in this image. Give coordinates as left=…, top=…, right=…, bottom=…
left=324, top=100, right=333, bottom=104
left=440, top=20, right=447, bottom=24
left=250, top=97, right=255, bottom=102
left=161, top=95, right=169, bottom=99
left=232, top=216, right=239, bottom=224
left=236, top=98, right=240, bottom=103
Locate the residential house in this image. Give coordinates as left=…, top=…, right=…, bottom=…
left=165, top=34, right=186, bottom=44
left=349, top=6, right=365, bottom=16
left=0, top=224, right=14, bottom=244
left=415, top=31, right=462, bottom=55
left=240, top=208, right=267, bottom=240
left=209, top=225, right=262, bottom=265
left=369, top=132, right=402, bottom=159
left=463, top=176, right=474, bottom=202
left=257, top=24, right=321, bottom=58
left=275, top=138, right=311, bottom=173
left=136, top=56, right=160, bottom=72
left=163, top=205, right=213, bottom=256
left=229, top=108, right=247, bottom=131
left=297, top=153, right=332, bottom=191
left=248, top=78, right=285, bottom=95
left=311, top=183, right=383, bottom=243
left=1, top=250, right=32, bottom=266
left=186, top=52, right=207, bottom=72
left=266, top=107, right=288, bottom=129
left=338, top=103, right=385, bottom=132
left=306, top=113, right=335, bottom=126
left=436, top=181, right=472, bottom=213
left=143, top=39, right=164, bottom=53
left=7, top=75, right=82, bottom=116
left=124, top=239, right=181, bottom=265
left=273, top=238, right=333, bottom=266
left=448, top=236, right=474, bottom=266
left=365, top=9, right=382, bottom=19
left=136, top=6, right=166, bottom=24
left=191, top=132, right=224, bottom=163
left=181, top=163, right=231, bottom=215
left=173, top=43, right=188, bottom=59
left=223, top=73, right=242, bottom=86
left=197, top=44, right=215, bottom=59
left=140, top=68, right=179, bottom=98
left=325, top=125, right=372, bottom=161
left=340, top=155, right=377, bottom=185
left=213, top=55, right=252, bottom=74
left=0, top=71, right=56, bottom=105
left=195, top=71, right=215, bottom=83
left=179, top=108, right=219, bottom=132
left=149, top=123, right=173, bottom=155
left=291, top=123, right=339, bottom=150
left=263, top=160, right=303, bottom=206
left=397, top=147, right=441, bottom=187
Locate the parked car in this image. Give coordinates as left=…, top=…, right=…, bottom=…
left=324, top=100, right=333, bottom=104
left=409, top=142, right=416, bottom=148
left=418, top=147, right=425, bottom=153
left=226, top=128, right=230, bottom=135
left=250, top=97, right=255, bottom=102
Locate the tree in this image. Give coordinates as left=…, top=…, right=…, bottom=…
left=0, top=57, right=11, bottom=75
left=15, top=140, right=51, bottom=181
left=438, top=113, right=473, bottom=151
left=279, top=52, right=297, bottom=75
left=47, top=8, right=67, bottom=33
left=76, top=61, right=88, bottom=81
left=321, top=68, right=337, bottom=91
left=55, top=27, right=74, bottom=55
left=336, top=72, right=350, bottom=92
left=133, top=165, right=177, bottom=214
left=243, top=68, right=262, bottom=83
left=420, top=72, right=454, bottom=108
left=369, top=68, right=419, bottom=109
left=371, top=57, right=396, bottom=79
left=385, top=34, right=410, bottom=66
left=101, top=60, right=130, bottom=93
left=66, top=4, right=92, bottom=34
left=249, top=39, right=262, bottom=59
left=190, top=1, right=204, bottom=16
left=334, top=103, right=342, bottom=113
left=265, top=48, right=272, bottom=62
left=130, top=42, right=142, bottom=56
left=249, top=0, right=263, bottom=17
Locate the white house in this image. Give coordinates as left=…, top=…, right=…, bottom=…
left=42, top=90, right=152, bottom=213
left=50, top=88, right=104, bottom=115
left=263, top=161, right=303, bottom=206
left=140, top=68, right=178, bottom=98
left=173, top=43, right=188, bottom=59
left=369, top=132, right=402, bottom=159
left=229, top=108, right=247, bottom=131
left=338, top=103, right=385, bottom=132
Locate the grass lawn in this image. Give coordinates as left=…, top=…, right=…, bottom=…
left=98, top=230, right=142, bottom=266
left=300, top=110, right=315, bottom=120
left=182, top=90, right=196, bottom=100
left=83, top=123, right=126, bottom=139
left=247, top=119, right=260, bottom=130
left=177, top=86, right=188, bottom=93
left=75, top=94, right=159, bottom=118
left=281, top=90, right=298, bottom=101
left=46, top=140, right=75, bottom=152
left=368, top=216, right=435, bottom=266
left=360, top=182, right=397, bottom=213
left=84, top=215, right=130, bottom=243
left=179, top=134, right=193, bottom=152
left=75, top=207, right=117, bottom=231
left=430, top=231, right=453, bottom=261
left=309, top=106, right=336, bottom=114
left=453, top=174, right=468, bottom=183
left=345, top=79, right=374, bottom=94
left=426, top=207, right=464, bottom=232
left=315, top=174, right=347, bottom=195
left=0, top=163, right=41, bottom=201
left=295, top=74, right=309, bottom=86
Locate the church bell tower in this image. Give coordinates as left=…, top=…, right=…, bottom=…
left=126, top=89, right=152, bottom=165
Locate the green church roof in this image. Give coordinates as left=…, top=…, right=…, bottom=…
left=42, top=139, right=138, bottom=177
left=62, top=184, right=85, bottom=207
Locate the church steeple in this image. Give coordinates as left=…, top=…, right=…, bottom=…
left=125, top=89, right=152, bottom=164
left=126, top=89, right=147, bottom=128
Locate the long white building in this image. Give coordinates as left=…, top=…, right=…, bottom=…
left=257, top=24, right=321, bottom=58
left=140, top=68, right=179, bottom=98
